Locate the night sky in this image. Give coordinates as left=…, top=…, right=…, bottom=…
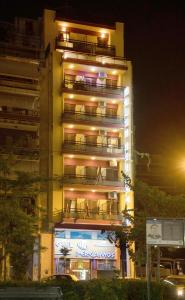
left=1, top=0, right=185, bottom=158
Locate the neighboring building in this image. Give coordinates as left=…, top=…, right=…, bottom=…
left=40, top=9, right=134, bottom=280
left=0, top=18, right=42, bottom=279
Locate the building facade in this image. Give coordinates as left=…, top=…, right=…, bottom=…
left=40, top=9, right=134, bottom=280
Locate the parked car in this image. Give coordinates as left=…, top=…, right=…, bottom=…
left=163, top=275, right=185, bottom=299
left=45, top=274, right=78, bottom=282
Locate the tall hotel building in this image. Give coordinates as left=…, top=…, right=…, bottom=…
left=40, top=9, right=134, bottom=280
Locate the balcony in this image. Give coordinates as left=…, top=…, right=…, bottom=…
left=0, top=145, right=39, bottom=160
left=62, top=141, right=124, bottom=157
left=63, top=79, right=124, bottom=97
left=62, top=174, right=124, bottom=188
left=60, top=50, right=127, bottom=70
left=0, top=73, right=40, bottom=97
left=62, top=110, right=124, bottom=127
left=56, top=37, right=115, bottom=57
left=62, top=208, right=122, bottom=222
left=0, top=109, right=39, bottom=125
left=0, top=21, right=41, bottom=60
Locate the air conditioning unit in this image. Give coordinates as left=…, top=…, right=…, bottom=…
left=98, top=101, right=106, bottom=108
left=109, top=160, right=117, bottom=167
left=108, top=192, right=118, bottom=200
left=99, top=129, right=107, bottom=136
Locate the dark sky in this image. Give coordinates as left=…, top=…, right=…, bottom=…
left=1, top=0, right=185, bottom=157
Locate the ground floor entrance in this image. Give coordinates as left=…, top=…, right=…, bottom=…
left=54, top=228, right=119, bottom=280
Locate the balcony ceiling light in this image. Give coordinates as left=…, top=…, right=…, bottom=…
left=70, top=188, right=74, bottom=191
left=112, top=70, right=117, bottom=75
left=91, top=97, right=96, bottom=101
left=91, top=127, right=96, bottom=130
left=69, top=94, right=74, bottom=99
left=112, top=100, right=116, bottom=104
left=113, top=129, right=118, bottom=132
left=100, top=32, right=106, bottom=38
left=69, top=155, right=74, bottom=158
left=92, top=190, right=96, bottom=192
left=69, top=124, right=74, bottom=128
left=91, top=157, right=96, bottom=160
left=62, top=26, right=67, bottom=32
left=69, top=64, right=74, bottom=69
left=91, top=67, right=96, bottom=72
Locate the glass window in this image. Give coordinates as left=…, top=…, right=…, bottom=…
left=70, top=231, right=92, bottom=239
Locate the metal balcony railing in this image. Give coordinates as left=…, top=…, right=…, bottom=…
left=0, top=74, right=39, bottom=93
left=60, top=50, right=127, bottom=68
left=62, top=110, right=124, bottom=126
left=62, top=174, right=124, bottom=187
left=63, top=79, right=124, bottom=97
left=0, top=21, right=41, bottom=59
left=62, top=208, right=121, bottom=221
left=0, top=110, right=39, bottom=124
left=62, top=140, right=124, bottom=157
left=0, top=146, right=39, bottom=160
left=56, top=37, right=116, bottom=56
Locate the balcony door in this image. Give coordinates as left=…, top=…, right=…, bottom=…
left=106, top=168, right=118, bottom=181
left=65, top=133, right=75, bottom=144
left=75, top=104, right=85, bottom=113
left=86, top=134, right=96, bottom=146
left=75, top=133, right=85, bottom=144
left=76, top=166, right=85, bottom=178
left=86, top=166, right=97, bottom=180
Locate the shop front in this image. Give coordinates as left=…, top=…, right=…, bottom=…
left=54, top=228, right=118, bottom=280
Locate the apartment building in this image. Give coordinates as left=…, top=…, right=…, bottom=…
left=40, top=9, right=134, bottom=280
left=0, top=18, right=42, bottom=279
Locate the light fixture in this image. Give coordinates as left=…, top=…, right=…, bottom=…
left=91, top=157, right=96, bottom=160
left=91, top=67, right=96, bottom=72
left=62, top=26, right=67, bottom=32
left=112, top=70, right=117, bottom=75
left=112, top=100, right=116, bottom=104
left=69, top=64, right=74, bottom=69
left=91, top=97, right=96, bottom=101
left=101, top=32, right=106, bottom=38
left=69, top=155, right=74, bottom=158
left=63, top=53, right=68, bottom=59
left=102, top=60, right=106, bottom=65
left=70, top=188, right=74, bottom=191
left=69, top=124, right=74, bottom=128
left=91, top=127, right=96, bottom=131
left=92, top=190, right=96, bottom=192
left=113, top=129, right=118, bottom=132
left=69, top=94, right=74, bottom=99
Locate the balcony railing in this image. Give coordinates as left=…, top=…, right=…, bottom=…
left=62, top=110, right=124, bottom=127
left=0, top=146, right=39, bottom=160
left=62, top=174, right=124, bottom=187
left=62, top=140, right=124, bottom=157
left=63, top=79, right=124, bottom=97
left=0, top=21, right=41, bottom=59
left=0, top=110, right=39, bottom=124
left=56, top=38, right=116, bottom=56
left=60, top=50, right=127, bottom=69
left=62, top=208, right=121, bottom=221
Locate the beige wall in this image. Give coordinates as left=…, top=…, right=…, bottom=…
left=40, top=232, right=53, bottom=278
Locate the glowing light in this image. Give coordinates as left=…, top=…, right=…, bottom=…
left=112, top=70, right=117, bottom=75
left=70, top=188, right=74, bottom=191
left=62, top=26, right=67, bottom=32
left=124, top=87, right=130, bottom=97
left=69, top=155, right=74, bottom=158
left=124, top=97, right=129, bottom=106
left=91, top=97, right=96, bottom=101
left=113, top=129, right=118, bottom=133
left=101, top=32, right=106, bottom=38
left=91, top=157, right=96, bottom=160
left=112, top=100, right=116, bottom=104
left=91, top=67, right=96, bottom=72
left=92, top=190, right=96, bottom=192
left=69, top=124, right=74, bottom=128
left=91, top=127, right=96, bottom=131
left=69, top=64, right=74, bottom=69
left=69, top=94, right=74, bottom=99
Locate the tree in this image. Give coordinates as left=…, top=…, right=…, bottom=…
left=103, top=175, right=185, bottom=277
left=0, top=155, right=41, bottom=280
left=59, top=246, right=71, bottom=274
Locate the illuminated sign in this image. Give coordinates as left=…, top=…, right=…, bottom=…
left=54, top=229, right=115, bottom=260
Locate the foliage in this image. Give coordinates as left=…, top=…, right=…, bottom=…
left=0, top=155, right=41, bottom=280
left=60, top=247, right=71, bottom=257
left=0, top=279, right=164, bottom=300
